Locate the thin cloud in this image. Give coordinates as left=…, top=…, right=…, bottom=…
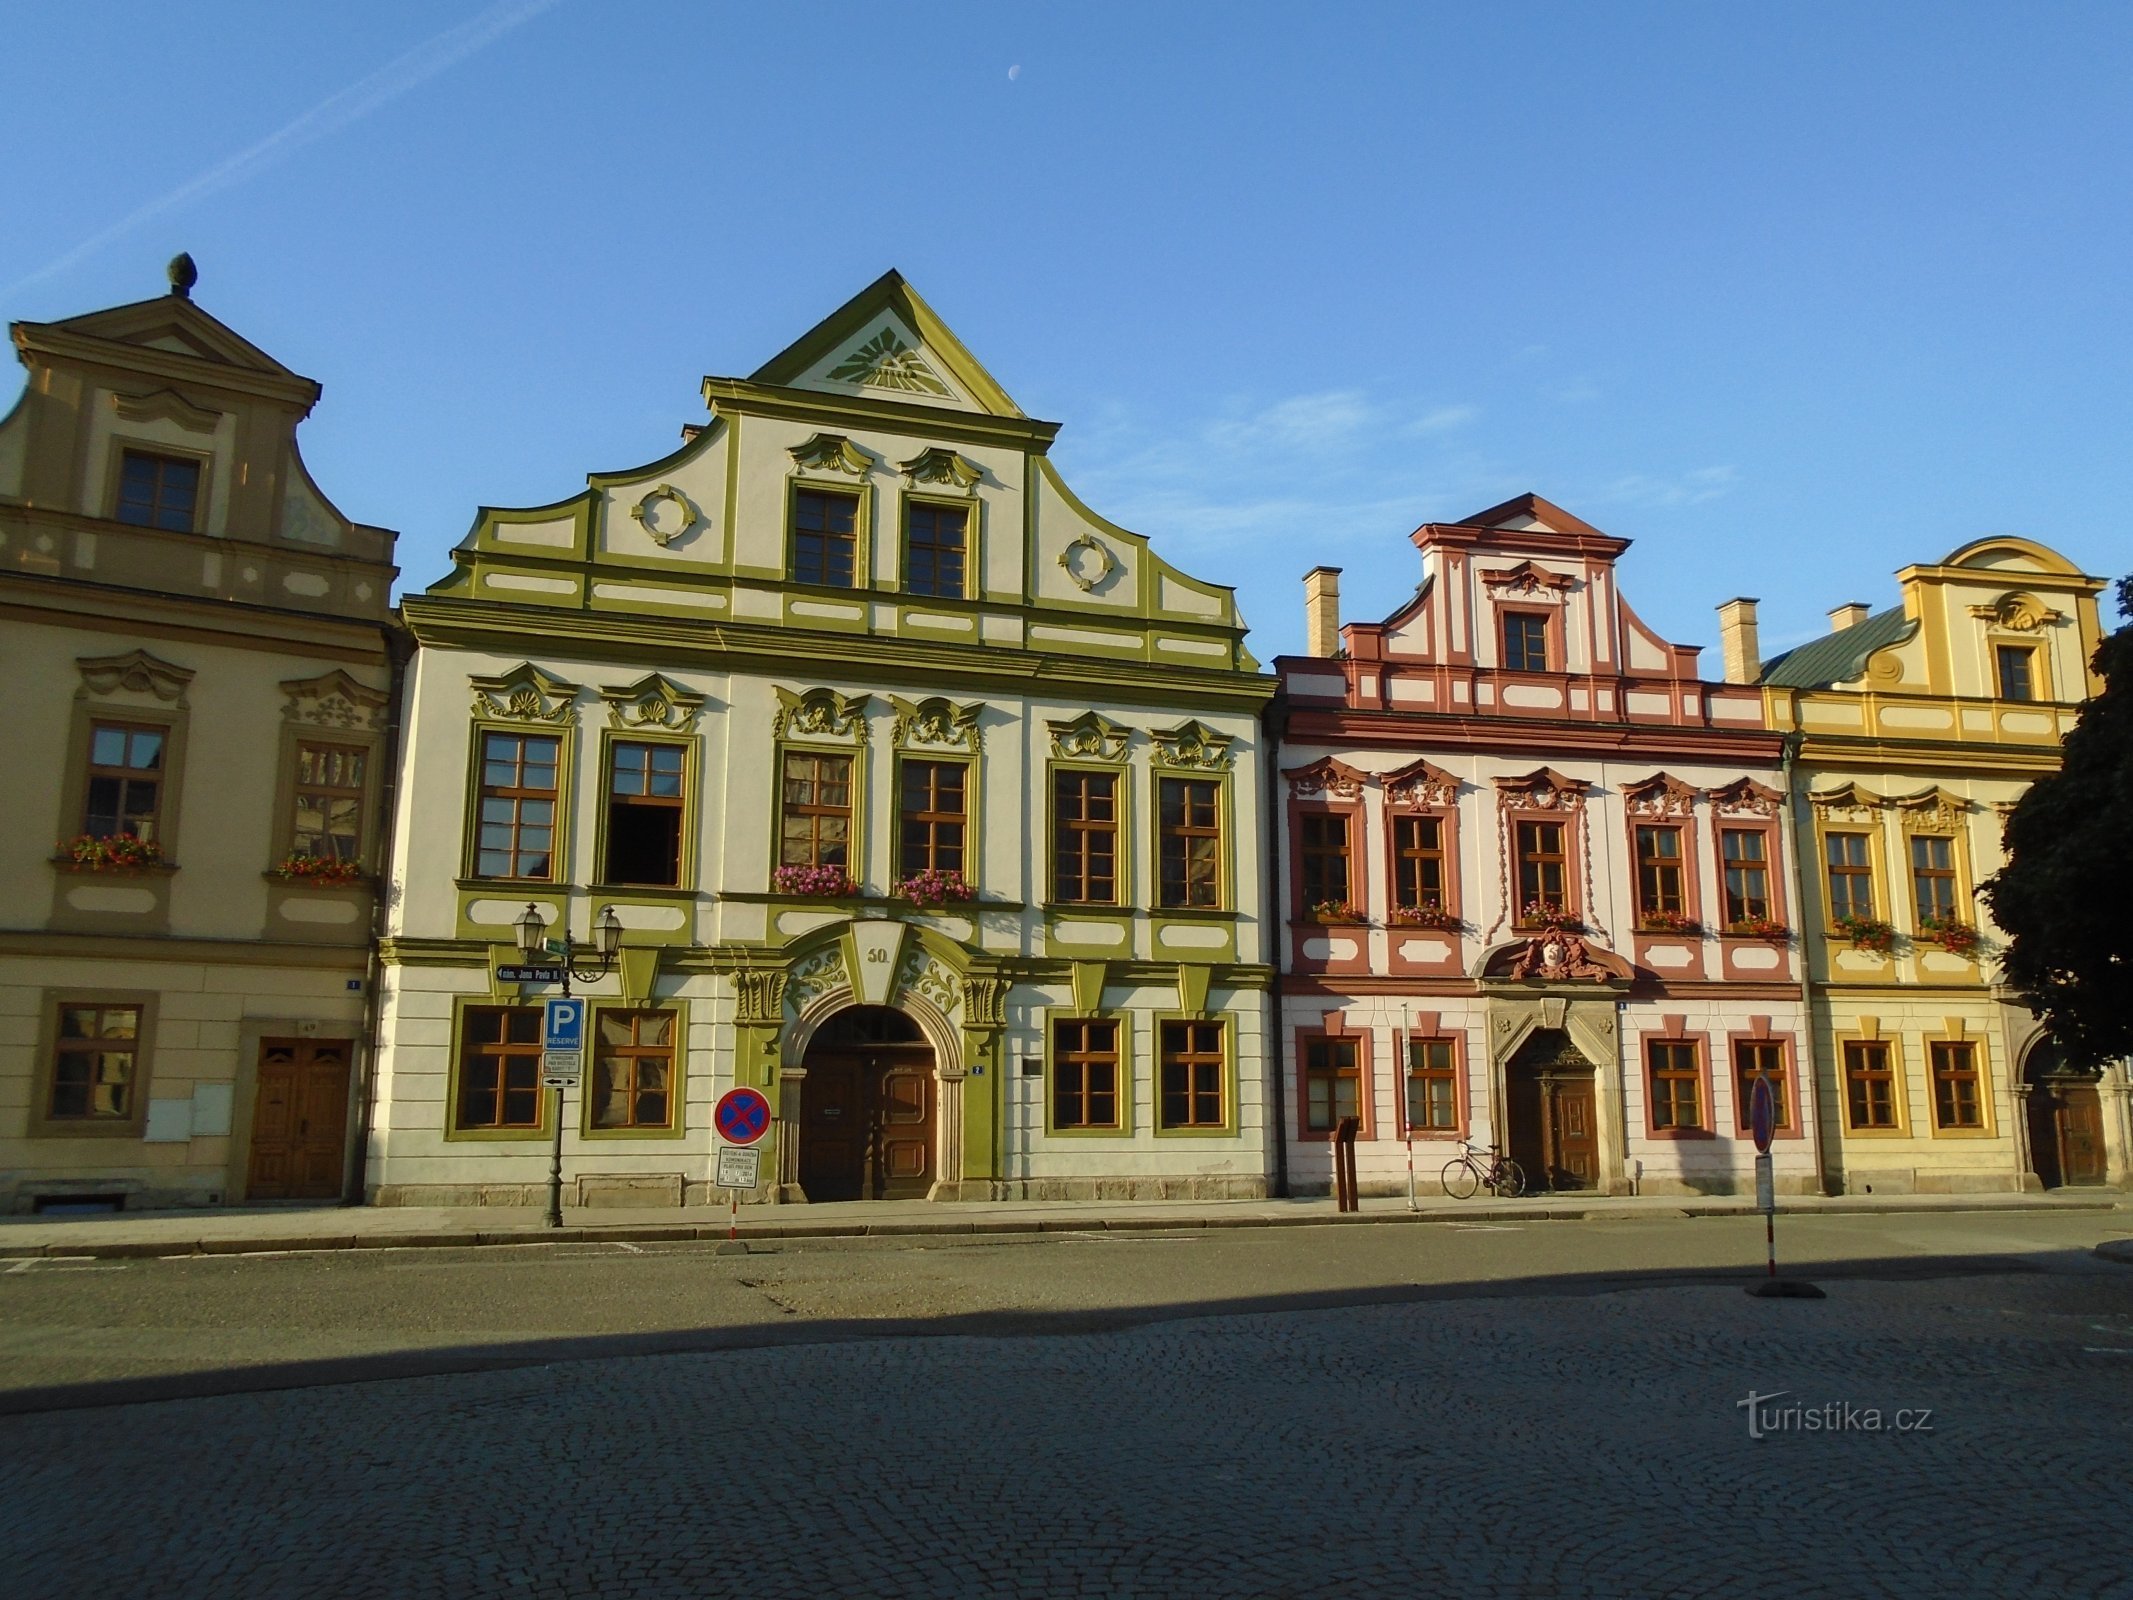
left=1596, top=465, right=1739, bottom=509
left=4, top=0, right=564, bottom=298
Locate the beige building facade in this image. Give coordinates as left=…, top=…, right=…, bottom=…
left=0, top=263, right=400, bottom=1212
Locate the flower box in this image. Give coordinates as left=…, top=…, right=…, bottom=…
left=1725, top=916, right=1791, bottom=941
left=272, top=853, right=366, bottom=887
left=58, top=834, right=166, bottom=872
left=1918, top=914, right=1983, bottom=957
left=773, top=864, right=859, bottom=898
left=896, top=869, right=974, bottom=909
left=1391, top=904, right=1463, bottom=932
left=1833, top=915, right=1897, bottom=954
left=1637, top=910, right=1702, bottom=936
left=1516, top=901, right=1584, bottom=933
left=1307, top=901, right=1365, bottom=924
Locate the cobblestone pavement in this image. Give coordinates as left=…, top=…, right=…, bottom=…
left=7, top=1255, right=2132, bottom=1599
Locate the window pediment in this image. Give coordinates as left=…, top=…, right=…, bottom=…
left=1284, top=757, right=1368, bottom=800
left=1707, top=777, right=1784, bottom=816
left=1478, top=560, right=1576, bottom=598
left=1384, top=757, right=1460, bottom=809
left=898, top=447, right=983, bottom=491
left=470, top=663, right=580, bottom=724
left=281, top=668, right=388, bottom=731
left=1048, top=711, right=1130, bottom=763
left=1622, top=773, right=1699, bottom=818
left=1892, top=786, right=1968, bottom=832
left=1151, top=719, right=1233, bottom=771
left=773, top=686, right=872, bottom=744
left=891, top=695, right=983, bottom=752
left=1808, top=781, right=1885, bottom=821
left=1968, top=591, right=2064, bottom=632
left=1493, top=767, right=1588, bottom=812
left=108, top=387, right=220, bottom=433
left=600, top=672, right=706, bottom=733
left=77, top=649, right=194, bottom=706
left=787, top=433, right=874, bottom=477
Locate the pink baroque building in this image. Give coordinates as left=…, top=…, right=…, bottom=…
left=1271, top=494, right=1817, bottom=1198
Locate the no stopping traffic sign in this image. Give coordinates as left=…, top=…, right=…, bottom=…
left=714, top=1086, right=772, bottom=1146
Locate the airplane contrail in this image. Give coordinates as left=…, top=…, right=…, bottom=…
left=4, top=0, right=566, bottom=300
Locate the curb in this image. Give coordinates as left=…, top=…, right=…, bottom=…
left=0, top=1196, right=2118, bottom=1262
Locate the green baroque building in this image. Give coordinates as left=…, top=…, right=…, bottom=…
left=369, top=273, right=1276, bottom=1205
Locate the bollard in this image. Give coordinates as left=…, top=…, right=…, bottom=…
left=1333, top=1115, right=1361, bottom=1213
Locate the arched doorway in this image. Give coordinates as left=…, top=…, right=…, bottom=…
left=2024, top=1039, right=2106, bottom=1189
left=1505, top=1028, right=1598, bottom=1192
left=797, top=1005, right=937, bottom=1201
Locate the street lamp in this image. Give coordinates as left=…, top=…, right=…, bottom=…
left=517, top=902, right=624, bottom=1227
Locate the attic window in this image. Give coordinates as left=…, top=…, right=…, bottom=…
left=116, top=451, right=199, bottom=532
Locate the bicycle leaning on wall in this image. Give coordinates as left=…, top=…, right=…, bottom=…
left=1440, top=1139, right=1525, bottom=1199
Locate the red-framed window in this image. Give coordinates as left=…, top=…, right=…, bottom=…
left=1300, top=1032, right=1363, bottom=1136
left=1646, top=1037, right=1706, bottom=1134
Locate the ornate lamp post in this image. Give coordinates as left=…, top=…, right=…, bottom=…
left=515, top=902, right=623, bottom=1228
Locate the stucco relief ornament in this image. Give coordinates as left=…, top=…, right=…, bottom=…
left=470, top=664, right=579, bottom=724
left=1494, top=768, right=1587, bottom=814
left=898, top=952, right=961, bottom=1018
left=1385, top=758, right=1460, bottom=809
left=1623, top=774, right=1699, bottom=818
left=787, top=433, right=874, bottom=476
left=1509, top=929, right=1612, bottom=982
left=281, top=669, right=389, bottom=731
left=786, top=947, right=849, bottom=1012
left=733, top=969, right=787, bottom=1024
left=1048, top=711, right=1131, bottom=763
left=1153, top=719, right=1234, bottom=772
left=961, top=975, right=1007, bottom=1030
left=1058, top=532, right=1118, bottom=592
left=891, top=695, right=983, bottom=752
left=773, top=687, right=872, bottom=744
left=898, top=447, right=983, bottom=490
left=629, top=484, right=697, bottom=546
left=1968, top=592, right=2064, bottom=631
left=78, top=649, right=195, bottom=705
left=1707, top=777, right=1784, bottom=817
left=601, top=673, right=706, bottom=733
left=1285, top=757, right=1367, bottom=800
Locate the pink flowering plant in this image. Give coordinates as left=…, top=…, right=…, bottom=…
left=1391, top=903, right=1463, bottom=931
left=897, top=869, right=974, bottom=908
left=1726, top=914, right=1791, bottom=940
left=1833, top=914, right=1897, bottom=953
left=773, top=863, right=858, bottom=898
left=64, top=833, right=162, bottom=870
left=275, top=852, right=364, bottom=885
left=1919, top=913, right=1983, bottom=957
left=1308, top=900, right=1364, bottom=923
left=1637, top=908, right=1701, bottom=936
left=1518, top=900, right=1582, bottom=931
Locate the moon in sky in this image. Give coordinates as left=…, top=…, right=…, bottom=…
left=1007, top=64, right=1021, bottom=81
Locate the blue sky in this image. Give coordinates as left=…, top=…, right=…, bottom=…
left=5, top=1, right=2128, bottom=662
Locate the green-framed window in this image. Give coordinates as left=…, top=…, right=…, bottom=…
left=476, top=731, right=561, bottom=880
left=591, top=1009, right=678, bottom=1131
left=1160, top=1019, right=1226, bottom=1129
left=793, top=487, right=859, bottom=587
left=781, top=750, right=854, bottom=870
left=455, top=1006, right=544, bottom=1132
left=1158, top=776, right=1222, bottom=909
left=900, top=759, right=967, bottom=878
left=1052, top=1018, right=1120, bottom=1130
left=604, top=740, right=685, bottom=887
left=1053, top=769, right=1118, bottom=904
left=904, top=500, right=967, bottom=599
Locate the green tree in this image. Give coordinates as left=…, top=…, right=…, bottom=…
left=1982, top=576, right=2133, bottom=1068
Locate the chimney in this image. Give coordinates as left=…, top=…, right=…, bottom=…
left=1304, top=566, right=1342, bottom=657
left=1717, top=597, right=1761, bottom=685
left=1828, top=602, right=1871, bottom=632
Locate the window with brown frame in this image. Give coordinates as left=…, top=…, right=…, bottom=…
left=1303, top=1035, right=1360, bottom=1133
left=1158, top=777, right=1222, bottom=909
left=1911, top=835, right=1958, bottom=924
left=1160, top=1019, right=1225, bottom=1129
left=1824, top=832, right=1874, bottom=922
left=1648, top=1040, right=1703, bottom=1131
left=1502, top=611, right=1550, bottom=672
left=115, top=449, right=200, bottom=532
left=899, top=759, right=967, bottom=878
left=476, top=732, right=559, bottom=880
left=1406, top=1038, right=1458, bottom=1131
left=1733, top=1040, right=1789, bottom=1132
left=455, top=1006, right=543, bottom=1131
left=591, top=1010, right=676, bottom=1130
left=1392, top=814, right=1446, bottom=910
left=904, top=502, right=966, bottom=599
left=1930, top=1041, right=1982, bottom=1129
left=1995, top=644, right=2035, bottom=702
left=1299, top=813, right=1351, bottom=908
left=84, top=722, right=165, bottom=842
left=779, top=751, right=852, bottom=869
left=1513, top=819, right=1567, bottom=915
left=1635, top=825, right=1686, bottom=920
left=291, top=742, right=366, bottom=862
left=1721, top=828, right=1770, bottom=925
left=1052, top=1018, right=1120, bottom=1129
left=604, top=741, right=684, bottom=887
left=1844, top=1041, right=1897, bottom=1129
left=1052, top=770, right=1117, bottom=904
left=792, top=488, right=858, bottom=587
left=48, top=1003, right=142, bottom=1120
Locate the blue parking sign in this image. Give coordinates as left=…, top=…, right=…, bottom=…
left=543, top=997, right=585, bottom=1052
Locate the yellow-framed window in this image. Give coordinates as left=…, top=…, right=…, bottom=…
left=1930, top=1041, right=1983, bottom=1129
left=1824, top=832, right=1875, bottom=922
left=1843, top=1040, right=1898, bottom=1129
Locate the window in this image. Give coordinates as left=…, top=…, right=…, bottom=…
left=115, top=450, right=200, bottom=532
left=604, top=742, right=684, bottom=887
left=1843, top=1041, right=1897, bottom=1129
left=1721, top=829, right=1769, bottom=926
left=1158, top=777, right=1222, bottom=909
left=899, top=759, right=967, bottom=878
left=1824, top=832, right=1874, bottom=922
left=904, top=502, right=966, bottom=599
left=1996, top=645, right=2035, bottom=702
left=1648, top=1040, right=1703, bottom=1131
left=1392, top=815, right=1445, bottom=910
left=1635, top=825, right=1685, bottom=920
left=292, top=743, right=365, bottom=862
left=1911, top=835, right=1958, bottom=923
left=1053, top=1018, right=1119, bottom=1129
left=1930, top=1041, right=1982, bottom=1129
left=1303, top=1036, right=1360, bottom=1133
left=1052, top=771, right=1117, bottom=904
left=1513, top=820, right=1567, bottom=914
left=476, top=732, right=560, bottom=880
left=1300, top=813, right=1352, bottom=908
left=1407, top=1039, right=1458, bottom=1131
left=1160, top=1020, right=1225, bottom=1129
left=592, top=1010, right=675, bottom=1130
left=455, top=1006, right=543, bottom=1131
left=1502, top=612, right=1549, bottom=672
left=84, top=722, right=164, bottom=842
left=780, top=752, right=852, bottom=869
left=48, top=1004, right=142, bottom=1120
left=793, top=488, right=858, bottom=587
left=1734, top=1040, right=1789, bottom=1132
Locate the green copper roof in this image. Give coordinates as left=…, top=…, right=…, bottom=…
left=1759, top=605, right=1915, bottom=687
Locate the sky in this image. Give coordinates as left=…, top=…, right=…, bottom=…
left=4, top=0, right=2129, bottom=663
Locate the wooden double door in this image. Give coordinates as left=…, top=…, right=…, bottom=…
left=1505, top=1029, right=1599, bottom=1192
left=799, top=1044, right=937, bottom=1202
left=246, top=1038, right=353, bottom=1200
left=2027, top=1080, right=2106, bottom=1188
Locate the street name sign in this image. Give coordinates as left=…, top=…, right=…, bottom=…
left=497, top=964, right=562, bottom=984
left=714, top=1087, right=772, bottom=1147
left=716, top=1145, right=762, bottom=1191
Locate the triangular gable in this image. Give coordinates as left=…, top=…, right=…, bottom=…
left=748, top=270, right=1024, bottom=417
left=1458, top=492, right=1608, bottom=539
left=45, top=295, right=299, bottom=377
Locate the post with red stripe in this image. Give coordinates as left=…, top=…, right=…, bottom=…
left=1745, top=1072, right=1823, bottom=1299
left=713, top=1087, right=771, bottom=1252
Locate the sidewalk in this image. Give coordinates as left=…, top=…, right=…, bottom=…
left=1, top=1188, right=2121, bottom=1259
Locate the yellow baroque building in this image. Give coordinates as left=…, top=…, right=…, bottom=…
left=1753, top=536, right=2125, bottom=1193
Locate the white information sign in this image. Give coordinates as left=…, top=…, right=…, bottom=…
left=1754, top=1151, right=1775, bottom=1213
left=715, top=1145, right=762, bottom=1191
left=541, top=1048, right=582, bottom=1087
